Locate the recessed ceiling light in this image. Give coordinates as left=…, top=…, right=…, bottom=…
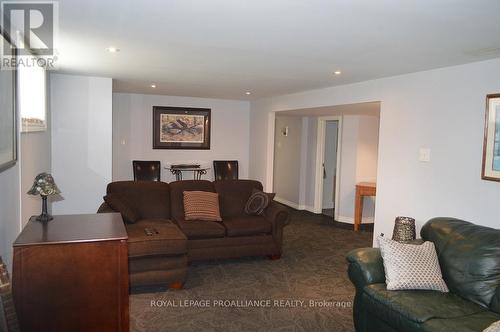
left=245, top=91, right=251, bottom=95
left=106, top=47, right=120, bottom=53
left=151, top=84, right=156, bottom=88
left=334, top=70, right=341, bottom=75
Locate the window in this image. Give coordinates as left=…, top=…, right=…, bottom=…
left=18, top=65, right=47, bottom=132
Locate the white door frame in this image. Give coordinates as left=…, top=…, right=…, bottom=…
left=314, top=116, right=342, bottom=219
left=265, top=112, right=276, bottom=192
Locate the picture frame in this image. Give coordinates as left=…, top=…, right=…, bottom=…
left=153, top=106, right=211, bottom=150
left=0, top=29, right=17, bottom=173
left=481, top=93, right=500, bottom=182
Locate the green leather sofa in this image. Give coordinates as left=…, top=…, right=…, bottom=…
left=346, top=217, right=500, bottom=332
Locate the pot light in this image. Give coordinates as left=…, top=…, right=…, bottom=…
left=245, top=91, right=251, bottom=95
left=106, top=47, right=120, bottom=53
left=334, top=70, right=341, bottom=75
left=151, top=84, right=156, bottom=88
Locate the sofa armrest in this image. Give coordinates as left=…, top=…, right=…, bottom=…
left=346, top=248, right=385, bottom=290
left=263, top=201, right=290, bottom=228
left=97, top=202, right=116, bottom=213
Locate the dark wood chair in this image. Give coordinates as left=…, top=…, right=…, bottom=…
left=133, top=160, right=161, bottom=181
left=0, top=257, right=20, bottom=332
left=213, top=160, right=239, bottom=180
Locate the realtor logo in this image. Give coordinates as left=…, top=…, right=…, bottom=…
left=2, top=1, right=56, bottom=55
left=1, top=1, right=58, bottom=69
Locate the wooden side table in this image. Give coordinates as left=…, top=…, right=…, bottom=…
left=12, top=213, right=129, bottom=332
left=354, top=182, right=376, bottom=231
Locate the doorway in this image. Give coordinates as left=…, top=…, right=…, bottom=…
left=321, top=120, right=339, bottom=217
left=314, top=116, right=342, bottom=219
left=268, top=102, right=380, bottom=231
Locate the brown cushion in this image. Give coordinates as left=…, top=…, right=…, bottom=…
left=222, top=216, right=272, bottom=237
left=169, top=180, right=215, bottom=221
left=129, top=268, right=187, bottom=288
left=126, top=219, right=187, bottom=258
left=244, top=188, right=276, bottom=215
left=104, top=194, right=139, bottom=224
left=183, top=191, right=222, bottom=221
left=214, top=180, right=263, bottom=217
left=175, top=219, right=226, bottom=239
left=129, top=255, right=187, bottom=273
left=106, top=181, right=170, bottom=220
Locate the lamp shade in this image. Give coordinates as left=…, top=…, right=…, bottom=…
left=392, top=216, right=416, bottom=242
left=27, top=172, right=60, bottom=196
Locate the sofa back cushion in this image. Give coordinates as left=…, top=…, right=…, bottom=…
left=169, top=180, right=215, bottom=221
left=421, top=217, right=500, bottom=312
left=214, top=180, right=263, bottom=217
left=106, top=181, right=170, bottom=220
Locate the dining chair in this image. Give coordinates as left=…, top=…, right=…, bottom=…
left=132, top=160, right=161, bottom=181
left=213, top=160, right=239, bottom=180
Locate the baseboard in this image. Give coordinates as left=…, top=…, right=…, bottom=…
left=336, top=215, right=374, bottom=224
left=274, top=197, right=300, bottom=209
left=274, top=197, right=315, bottom=213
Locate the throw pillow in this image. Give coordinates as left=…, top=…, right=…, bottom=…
left=104, top=194, right=139, bottom=224
left=183, top=191, right=222, bottom=222
left=378, top=236, right=449, bottom=292
left=244, top=188, right=275, bottom=215
left=484, top=321, right=500, bottom=332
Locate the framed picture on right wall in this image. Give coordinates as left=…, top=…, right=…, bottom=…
left=482, top=93, right=500, bottom=182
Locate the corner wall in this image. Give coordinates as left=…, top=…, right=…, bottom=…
left=50, top=74, right=113, bottom=214
left=250, top=58, right=500, bottom=243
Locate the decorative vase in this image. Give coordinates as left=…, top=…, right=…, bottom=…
left=392, top=216, right=416, bottom=242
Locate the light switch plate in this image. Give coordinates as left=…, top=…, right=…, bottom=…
left=419, top=148, right=431, bottom=162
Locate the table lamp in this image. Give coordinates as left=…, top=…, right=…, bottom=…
left=27, top=172, right=60, bottom=222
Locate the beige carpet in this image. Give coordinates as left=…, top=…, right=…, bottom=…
left=130, top=210, right=373, bottom=332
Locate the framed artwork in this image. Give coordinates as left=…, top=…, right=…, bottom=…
left=482, top=94, right=500, bottom=182
left=0, top=29, right=17, bottom=172
left=153, top=106, right=211, bottom=149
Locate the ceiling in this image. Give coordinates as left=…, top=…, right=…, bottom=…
left=55, top=0, right=500, bottom=100
left=276, top=102, right=380, bottom=117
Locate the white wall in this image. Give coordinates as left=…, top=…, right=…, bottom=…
left=50, top=74, right=113, bottom=214
left=112, top=93, right=250, bottom=182
left=0, top=165, right=21, bottom=269
left=273, top=116, right=303, bottom=204
left=20, top=74, right=51, bottom=224
left=250, top=58, right=500, bottom=244
left=20, top=129, right=51, bottom=224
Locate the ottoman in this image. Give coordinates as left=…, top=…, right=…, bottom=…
left=125, top=219, right=188, bottom=289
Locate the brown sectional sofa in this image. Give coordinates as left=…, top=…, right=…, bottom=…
left=97, top=179, right=290, bottom=289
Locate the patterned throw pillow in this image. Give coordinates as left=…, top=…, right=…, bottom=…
left=378, top=236, right=449, bottom=292
left=484, top=321, right=500, bottom=332
left=183, top=191, right=222, bottom=222
left=244, top=189, right=275, bottom=215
